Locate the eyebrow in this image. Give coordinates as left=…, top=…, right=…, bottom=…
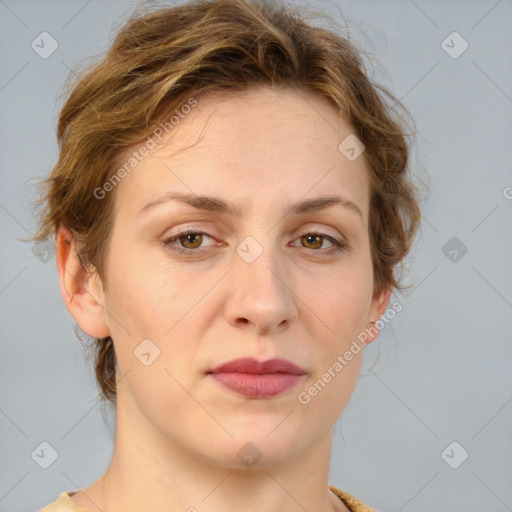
left=139, top=192, right=363, bottom=221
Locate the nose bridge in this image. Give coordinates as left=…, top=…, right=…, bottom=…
left=239, top=236, right=284, bottom=289
left=226, top=232, right=297, bottom=332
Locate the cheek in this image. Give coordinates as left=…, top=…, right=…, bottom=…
left=104, top=242, right=182, bottom=332
left=311, top=264, right=374, bottom=336
left=102, top=247, right=217, bottom=381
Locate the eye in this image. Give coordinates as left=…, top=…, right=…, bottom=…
left=162, top=229, right=217, bottom=255
left=292, top=232, right=347, bottom=255
left=162, top=229, right=348, bottom=256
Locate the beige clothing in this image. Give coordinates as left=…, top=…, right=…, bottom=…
left=39, top=485, right=378, bottom=512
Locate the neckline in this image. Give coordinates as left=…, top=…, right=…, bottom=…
left=59, top=486, right=363, bottom=512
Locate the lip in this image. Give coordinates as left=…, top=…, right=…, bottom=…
left=209, top=357, right=306, bottom=375
left=207, top=357, right=306, bottom=399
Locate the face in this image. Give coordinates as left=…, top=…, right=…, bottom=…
left=76, top=86, right=390, bottom=468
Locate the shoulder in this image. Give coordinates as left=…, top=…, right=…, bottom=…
left=38, top=492, right=87, bottom=512
left=329, top=484, right=380, bottom=512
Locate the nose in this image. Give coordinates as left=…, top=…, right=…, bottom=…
left=224, top=241, right=298, bottom=335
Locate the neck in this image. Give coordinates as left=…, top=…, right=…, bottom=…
left=72, top=389, right=349, bottom=512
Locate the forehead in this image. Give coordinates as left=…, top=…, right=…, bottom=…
left=112, top=86, right=370, bottom=223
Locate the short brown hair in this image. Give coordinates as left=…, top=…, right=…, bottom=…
left=28, top=0, right=423, bottom=404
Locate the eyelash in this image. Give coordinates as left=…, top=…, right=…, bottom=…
left=162, top=228, right=348, bottom=256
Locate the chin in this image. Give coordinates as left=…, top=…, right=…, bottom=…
left=199, top=419, right=308, bottom=468
left=207, top=439, right=303, bottom=471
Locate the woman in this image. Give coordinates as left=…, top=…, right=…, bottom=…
left=32, top=0, right=421, bottom=510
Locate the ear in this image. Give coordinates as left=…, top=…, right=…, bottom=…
left=56, top=227, right=111, bottom=339
left=364, top=283, right=393, bottom=344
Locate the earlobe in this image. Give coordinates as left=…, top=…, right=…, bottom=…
left=364, top=284, right=393, bottom=344
left=56, top=227, right=111, bottom=339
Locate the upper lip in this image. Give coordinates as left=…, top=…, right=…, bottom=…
left=208, top=357, right=306, bottom=375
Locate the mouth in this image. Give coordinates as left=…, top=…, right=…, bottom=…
left=207, top=357, right=306, bottom=399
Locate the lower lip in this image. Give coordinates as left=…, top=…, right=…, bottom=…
left=209, top=373, right=304, bottom=398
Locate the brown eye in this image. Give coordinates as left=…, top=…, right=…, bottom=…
left=291, top=231, right=347, bottom=256
left=301, top=234, right=323, bottom=249
left=163, top=230, right=216, bottom=255
left=179, top=232, right=203, bottom=249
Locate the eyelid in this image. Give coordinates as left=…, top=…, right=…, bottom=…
left=162, top=228, right=218, bottom=252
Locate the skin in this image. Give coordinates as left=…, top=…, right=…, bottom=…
left=57, top=86, right=391, bottom=512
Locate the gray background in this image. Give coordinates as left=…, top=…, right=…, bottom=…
left=1, top=0, right=511, bottom=511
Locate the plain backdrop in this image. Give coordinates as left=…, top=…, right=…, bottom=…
left=0, top=1, right=511, bottom=511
